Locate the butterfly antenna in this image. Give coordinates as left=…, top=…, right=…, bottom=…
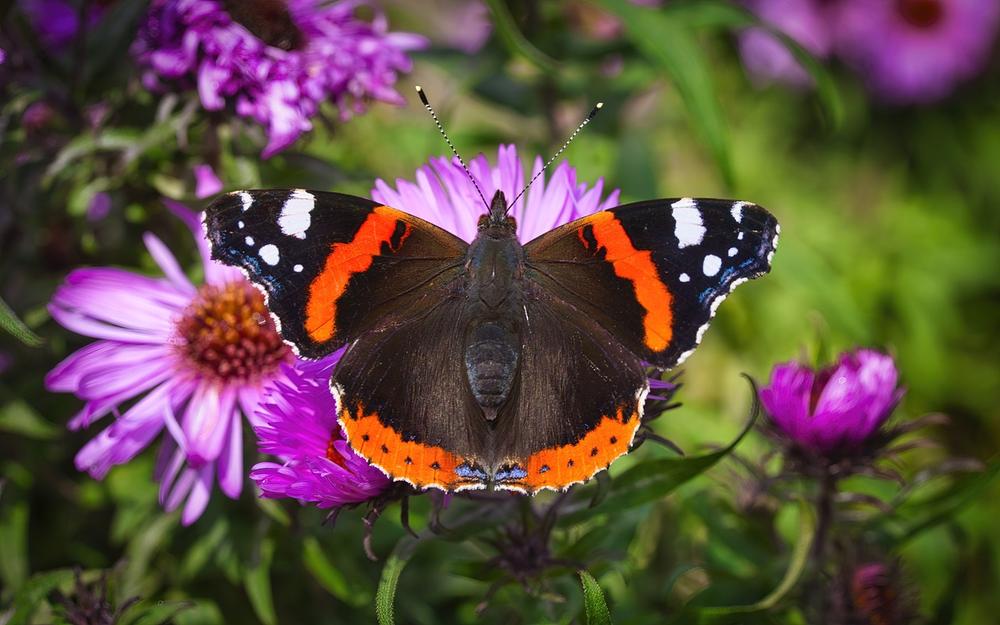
left=508, top=101, right=604, bottom=213
left=415, top=85, right=490, bottom=211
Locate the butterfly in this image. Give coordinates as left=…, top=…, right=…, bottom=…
left=204, top=183, right=778, bottom=493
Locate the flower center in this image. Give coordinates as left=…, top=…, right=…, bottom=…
left=896, top=0, right=944, bottom=28
left=177, top=281, right=290, bottom=383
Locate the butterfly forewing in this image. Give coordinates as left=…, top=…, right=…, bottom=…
left=523, top=197, right=779, bottom=369
left=204, top=189, right=468, bottom=358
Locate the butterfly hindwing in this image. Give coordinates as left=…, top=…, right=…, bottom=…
left=332, top=299, right=493, bottom=491
left=523, top=198, right=779, bottom=369
left=204, top=189, right=468, bottom=358
left=490, top=292, right=649, bottom=492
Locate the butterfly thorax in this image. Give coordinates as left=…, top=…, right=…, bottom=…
left=463, top=192, right=524, bottom=421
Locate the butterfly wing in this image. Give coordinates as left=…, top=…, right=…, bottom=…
left=490, top=292, right=649, bottom=492
left=332, top=299, right=494, bottom=491
left=523, top=198, right=779, bottom=369
left=204, top=189, right=468, bottom=358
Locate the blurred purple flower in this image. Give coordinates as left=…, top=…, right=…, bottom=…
left=0, top=352, right=11, bottom=375
left=760, top=349, right=904, bottom=457
left=851, top=561, right=911, bottom=625
left=193, top=163, right=223, bottom=199
left=86, top=192, right=111, bottom=221
left=372, top=144, right=621, bottom=243
left=385, top=0, right=491, bottom=53
left=46, top=200, right=293, bottom=524
left=834, top=0, right=1000, bottom=103
left=738, top=0, right=833, bottom=88
left=251, top=356, right=391, bottom=507
left=22, top=101, right=57, bottom=132
left=21, top=0, right=107, bottom=50
left=133, top=0, right=427, bottom=157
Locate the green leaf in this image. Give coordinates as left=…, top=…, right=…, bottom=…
left=6, top=569, right=75, bottom=625
left=650, top=0, right=844, bottom=129
left=179, top=519, right=230, bottom=582
left=0, top=295, right=43, bottom=347
left=244, top=538, right=277, bottom=625
left=596, top=0, right=732, bottom=185
left=877, top=460, right=1000, bottom=545
left=375, top=538, right=420, bottom=625
left=562, top=392, right=758, bottom=525
left=255, top=497, right=291, bottom=527
left=122, top=600, right=195, bottom=625
left=0, top=499, right=29, bottom=591
left=696, top=499, right=815, bottom=620
left=483, top=0, right=559, bottom=72
left=302, top=536, right=370, bottom=607
left=580, top=571, right=614, bottom=625
left=0, top=400, right=60, bottom=439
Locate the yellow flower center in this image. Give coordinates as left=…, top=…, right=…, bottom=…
left=177, top=282, right=291, bottom=383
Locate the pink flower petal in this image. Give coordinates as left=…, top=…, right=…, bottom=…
left=217, top=414, right=244, bottom=499
left=144, top=232, right=195, bottom=295
left=181, top=464, right=214, bottom=525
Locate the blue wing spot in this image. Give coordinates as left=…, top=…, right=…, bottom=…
left=455, top=463, right=488, bottom=480
left=494, top=465, right=529, bottom=481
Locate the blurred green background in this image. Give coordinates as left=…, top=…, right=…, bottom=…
left=1, top=1, right=998, bottom=623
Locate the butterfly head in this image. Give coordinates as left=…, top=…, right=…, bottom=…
left=478, top=190, right=517, bottom=236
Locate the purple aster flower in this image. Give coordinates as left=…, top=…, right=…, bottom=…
left=193, top=163, right=223, bottom=199
left=46, top=200, right=294, bottom=524
left=833, top=0, right=1000, bottom=104
left=21, top=0, right=107, bottom=50
left=737, top=0, right=834, bottom=88
left=760, top=349, right=904, bottom=459
left=371, top=144, right=621, bottom=243
left=251, top=355, right=391, bottom=507
left=133, top=0, right=427, bottom=157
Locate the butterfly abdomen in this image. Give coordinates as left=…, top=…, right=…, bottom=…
left=464, top=321, right=520, bottom=417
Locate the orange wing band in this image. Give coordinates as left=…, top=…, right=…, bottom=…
left=582, top=212, right=674, bottom=352
left=515, top=406, right=641, bottom=491
left=339, top=400, right=471, bottom=490
left=305, top=206, right=411, bottom=342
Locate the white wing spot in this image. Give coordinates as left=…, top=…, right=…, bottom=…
left=671, top=198, right=705, bottom=248
left=238, top=191, right=253, bottom=212
left=731, top=201, right=748, bottom=223
left=238, top=220, right=245, bottom=229
left=278, top=189, right=315, bottom=239
left=259, top=244, right=280, bottom=266
left=245, top=236, right=254, bottom=246
left=738, top=232, right=745, bottom=240
left=293, top=264, right=304, bottom=272
left=679, top=273, right=690, bottom=283
left=703, top=254, right=722, bottom=277
left=728, top=247, right=738, bottom=257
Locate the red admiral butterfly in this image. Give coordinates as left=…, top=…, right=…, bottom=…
left=204, top=90, right=779, bottom=493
